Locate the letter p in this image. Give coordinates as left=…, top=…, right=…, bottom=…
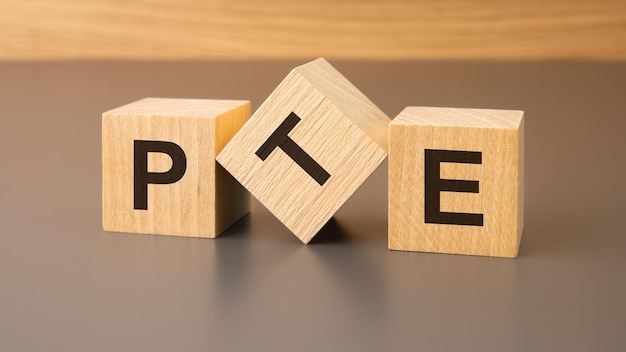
left=134, top=140, right=187, bottom=210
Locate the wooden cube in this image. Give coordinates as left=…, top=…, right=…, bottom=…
left=102, top=98, right=250, bottom=238
left=216, top=58, right=390, bottom=243
left=389, top=107, right=524, bottom=258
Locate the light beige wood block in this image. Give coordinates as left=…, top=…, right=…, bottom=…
left=217, top=58, right=390, bottom=244
left=389, top=107, right=524, bottom=258
left=102, top=98, right=250, bottom=238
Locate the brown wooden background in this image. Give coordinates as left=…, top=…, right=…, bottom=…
left=1, top=0, right=624, bottom=61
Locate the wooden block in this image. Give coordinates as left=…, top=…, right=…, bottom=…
left=216, top=58, right=390, bottom=243
left=389, top=107, right=524, bottom=258
left=102, top=98, right=250, bottom=238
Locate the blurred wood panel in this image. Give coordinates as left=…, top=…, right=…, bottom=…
left=0, top=0, right=624, bottom=61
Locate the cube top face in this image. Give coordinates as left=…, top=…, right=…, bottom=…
left=103, top=98, right=250, bottom=238
left=217, top=58, right=389, bottom=244
left=104, top=97, right=250, bottom=120
left=392, top=106, right=523, bottom=129
left=389, top=107, right=524, bottom=258
left=294, top=58, right=390, bottom=151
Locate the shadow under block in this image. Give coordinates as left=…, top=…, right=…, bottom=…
left=388, top=107, right=524, bottom=258
left=102, top=98, right=250, bottom=238
left=216, top=58, right=390, bottom=244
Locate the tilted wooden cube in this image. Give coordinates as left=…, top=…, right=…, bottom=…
left=389, top=107, right=524, bottom=258
left=102, top=98, right=250, bottom=238
left=217, top=58, right=390, bottom=243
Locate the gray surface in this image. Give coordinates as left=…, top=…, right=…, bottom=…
left=0, top=61, right=625, bottom=351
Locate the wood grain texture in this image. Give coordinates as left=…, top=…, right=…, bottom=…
left=0, top=0, right=624, bottom=61
left=217, top=58, right=389, bottom=243
left=389, top=107, right=524, bottom=258
left=102, top=98, right=250, bottom=238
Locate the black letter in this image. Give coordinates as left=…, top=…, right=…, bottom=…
left=134, top=140, right=187, bottom=210
left=424, top=149, right=483, bottom=226
left=256, top=112, right=331, bottom=186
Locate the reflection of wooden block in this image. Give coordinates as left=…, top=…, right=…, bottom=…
left=102, top=98, right=250, bottom=238
left=217, top=58, right=390, bottom=243
left=389, top=107, right=524, bottom=258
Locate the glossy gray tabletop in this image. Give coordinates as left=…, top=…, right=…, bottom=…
left=1, top=61, right=625, bottom=351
